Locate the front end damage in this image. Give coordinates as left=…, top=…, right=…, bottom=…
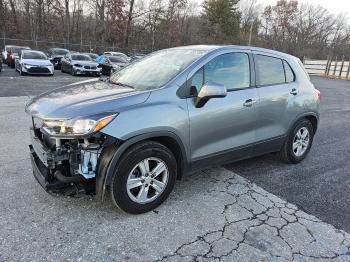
left=29, top=118, right=117, bottom=196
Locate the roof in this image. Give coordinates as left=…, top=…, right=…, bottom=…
left=169, top=45, right=296, bottom=59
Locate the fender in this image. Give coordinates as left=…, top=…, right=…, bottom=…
left=287, top=111, right=319, bottom=136
left=96, top=131, right=189, bottom=201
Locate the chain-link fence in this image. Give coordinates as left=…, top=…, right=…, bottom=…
left=0, top=37, right=150, bottom=55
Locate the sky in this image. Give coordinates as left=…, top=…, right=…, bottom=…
left=257, top=0, right=350, bottom=15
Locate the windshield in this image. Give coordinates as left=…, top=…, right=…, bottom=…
left=12, top=47, right=30, bottom=54
left=71, top=54, right=91, bottom=61
left=109, top=49, right=204, bottom=91
left=86, top=53, right=98, bottom=59
left=22, top=51, right=47, bottom=60
left=109, top=56, right=127, bottom=63
left=53, top=49, right=69, bottom=55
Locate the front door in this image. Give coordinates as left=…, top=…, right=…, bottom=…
left=187, top=52, right=259, bottom=165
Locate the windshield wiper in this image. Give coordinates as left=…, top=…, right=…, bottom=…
left=113, top=82, right=135, bottom=89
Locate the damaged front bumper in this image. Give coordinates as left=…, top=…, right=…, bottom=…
left=28, top=128, right=99, bottom=195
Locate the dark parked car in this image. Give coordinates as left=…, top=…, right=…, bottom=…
left=130, top=53, right=145, bottom=62
left=61, top=53, right=101, bottom=76
left=7, top=46, right=31, bottom=68
left=47, top=48, right=69, bottom=69
left=99, top=55, right=129, bottom=75
left=0, top=58, right=2, bottom=72
left=26, top=45, right=320, bottom=214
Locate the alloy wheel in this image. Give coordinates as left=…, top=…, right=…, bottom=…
left=292, top=127, right=310, bottom=157
left=126, top=157, right=169, bottom=204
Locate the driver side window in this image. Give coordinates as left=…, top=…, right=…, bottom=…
left=190, top=52, right=250, bottom=93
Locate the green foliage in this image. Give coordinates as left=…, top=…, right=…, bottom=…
left=202, top=0, right=241, bottom=41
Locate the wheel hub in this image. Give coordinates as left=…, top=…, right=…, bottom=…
left=126, top=157, right=169, bottom=204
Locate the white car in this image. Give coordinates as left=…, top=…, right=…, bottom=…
left=2, top=45, right=15, bottom=63
left=15, top=50, right=54, bottom=76
left=103, top=51, right=130, bottom=61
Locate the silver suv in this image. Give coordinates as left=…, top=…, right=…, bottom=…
left=26, top=45, right=320, bottom=214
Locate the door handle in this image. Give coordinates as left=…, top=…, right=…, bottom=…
left=243, top=99, right=257, bottom=107
left=290, top=88, right=298, bottom=95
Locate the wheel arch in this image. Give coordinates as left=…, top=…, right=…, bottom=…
left=96, top=131, right=189, bottom=201
left=288, top=112, right=319, bottom=136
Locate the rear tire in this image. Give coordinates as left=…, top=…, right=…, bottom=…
left=279, top=119, right=314, bottom=164
left=110, top=141, right=177, bottom=214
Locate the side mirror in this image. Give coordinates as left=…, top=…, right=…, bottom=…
left=195, top=82, right=227, bottom=108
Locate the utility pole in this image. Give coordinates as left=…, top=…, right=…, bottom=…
left=248, top=21, right=254, bottom=46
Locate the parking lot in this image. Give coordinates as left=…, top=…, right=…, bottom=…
left=0, top=66, right=350, bottom=261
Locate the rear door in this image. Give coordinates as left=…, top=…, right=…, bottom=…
left=253, top=52, right=298, bottom=145
left=187, top=51, right=259, bottom=164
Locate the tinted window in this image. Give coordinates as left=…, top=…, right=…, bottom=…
left=191, top=53, right=250, bottom=92
left=109, top=56, right=128, bottom=63
left=255, top=55, right=285, bottom=86
left=71, top=54, right=91, bottom=61
left=53, top=49, right=69, bottom=55
left=283, top=60, right=295, bottom=82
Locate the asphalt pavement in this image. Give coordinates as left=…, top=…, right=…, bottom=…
left=0, top=67, right=349, bottom=261
left=226, top=76, right=350, bottom=232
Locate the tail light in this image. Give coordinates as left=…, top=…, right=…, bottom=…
left=315, top=89, right=321, bottom=100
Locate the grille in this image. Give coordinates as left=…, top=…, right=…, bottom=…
left=84, top=65, right=97, bottom=70
left=28, top=67, right=50, bottom=73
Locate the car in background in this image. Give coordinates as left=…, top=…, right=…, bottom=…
left=130, top=53, right=145, bottom=62
left=47, top=48, right=69, bottom=69
left=15, top=50, right=54, bottom=76
left=7, top=46, right=31, bottom=68
left=103, top=51, right=130, bottom=61
left=2, top=45, right=16, bottom=64
left=99, top=55, right=129, bottom=75
left=61, top=53, right=101, bottom=76
left=82, top=53, right=98, bottom=61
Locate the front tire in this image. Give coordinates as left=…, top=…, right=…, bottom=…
left=19, top=66, right=25, bottom=76
left=110, top=141, right=177, bottom=214
left=279, top=119, right=314, bottom=163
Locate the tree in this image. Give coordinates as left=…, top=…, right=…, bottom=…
left=202, top=0, right=240, bottom=42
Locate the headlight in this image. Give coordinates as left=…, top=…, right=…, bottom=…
left=42, top=114, right=117, bottom=137
left=23, top=63, right=30, bottom=68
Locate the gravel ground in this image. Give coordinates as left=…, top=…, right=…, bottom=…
left=0, top=97, right=349, bottom=261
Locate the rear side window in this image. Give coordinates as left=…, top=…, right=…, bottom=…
left=190, top=52, right=250, bottom=92
left=283, top=60, right=295, bottom=82
left=255, top=55, right=285, bottom=86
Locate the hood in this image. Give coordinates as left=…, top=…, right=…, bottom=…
left=72, top=60, right=98, bottom=66
left=22, top=59, right=52, bottom=66
left=25, top=79, right=150, bottom=119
